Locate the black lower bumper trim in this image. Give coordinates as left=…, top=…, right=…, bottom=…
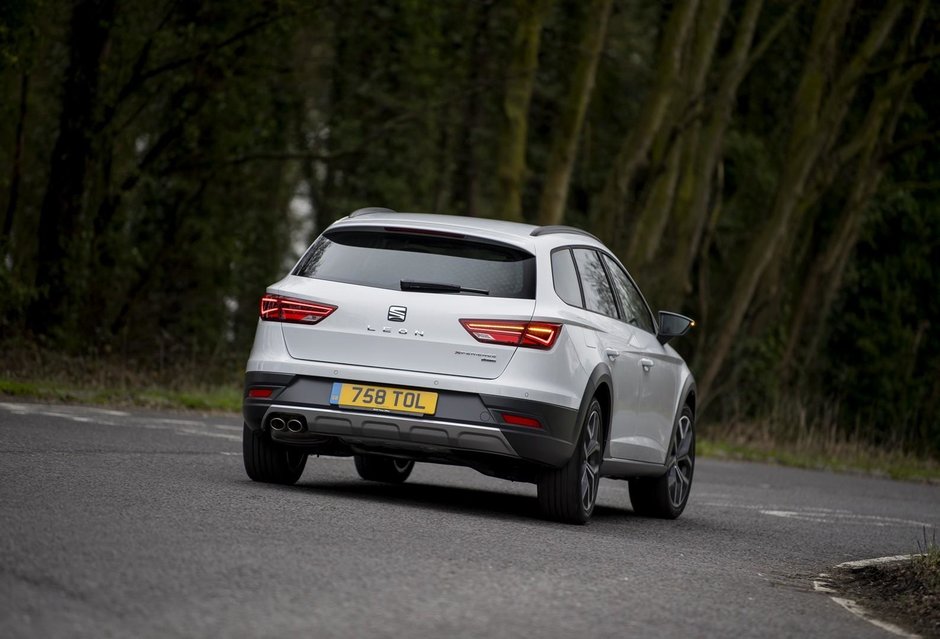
left=243, top=371, right=580, bottom=468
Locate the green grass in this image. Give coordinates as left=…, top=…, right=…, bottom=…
left=698, top=437, right=940, bottom=482
left=913, top=536, right=940, bottom=593
left=0, top=378, right=241, bottom=412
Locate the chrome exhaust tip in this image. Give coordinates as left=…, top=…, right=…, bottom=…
left=269, top=417, right=286, bottom=431
left=287, top=418, right=304, bottom=433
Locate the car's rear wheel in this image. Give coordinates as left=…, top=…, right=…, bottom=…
left=629, top=404, right=694, bottom=519
left=242, top=423, right=307, bottom=485
left=354, top=455, right=415, bottom=483
left=537, top=398, right=603, bottom=524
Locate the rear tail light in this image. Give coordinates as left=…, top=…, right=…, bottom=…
left=459, top=319, right=562, bottom=349
left=247, top=387, right=275, bottom=399
left=260, top=294, right=336, bottom=324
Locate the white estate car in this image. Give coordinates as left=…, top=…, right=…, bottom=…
left=243, top=208, right=696, bottom=524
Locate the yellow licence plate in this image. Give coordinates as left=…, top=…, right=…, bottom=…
left=329, top=382, right=438, bottom=415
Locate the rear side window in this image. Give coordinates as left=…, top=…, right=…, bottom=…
left=573, top=249, right=618, bottom=318
left=551, top=249, right=583, bottom=307
left=602, top=254, right=656, bottom=334
left=293, top=229, right=536, bottom=299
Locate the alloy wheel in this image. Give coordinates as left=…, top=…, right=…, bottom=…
left=393, top=459, right=413, bottom=473
left=666, top=414, right=694, bottom=508
left=580, top=405, right=602, bottom=512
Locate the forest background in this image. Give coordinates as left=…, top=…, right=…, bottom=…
left=1, top=0, right=938, bottom=469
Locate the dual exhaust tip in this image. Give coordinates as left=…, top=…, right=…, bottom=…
left=269, top=415, right=306, bottom=433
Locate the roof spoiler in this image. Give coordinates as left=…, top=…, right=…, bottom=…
left=530, top=225, right=600, bottom=241
left=348, top=207, right=397, bottom=218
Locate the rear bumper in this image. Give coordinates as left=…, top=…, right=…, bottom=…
left=243, top=371, right=578, bottom=468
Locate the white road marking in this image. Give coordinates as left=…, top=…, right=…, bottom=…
left=211, top=424, right=241, bottom=431
left=702, top=501, right=935, bottom=529
left=760, top=509, right=932, bottom=528
left=151, top=418, right=207, bottom=426
left=0, top=401, right=241, bottom=444
left=174, top=428, right=241, bottom=442
left=814, top=557, right=922, bottom=638
left=39, top=411, right=96, bottom=423
left=836, top=555, right=914, bottom=569
left=81, top=407, right=130, bottom=416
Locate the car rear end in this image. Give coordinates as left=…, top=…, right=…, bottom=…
left=243, top=214, right=588, bottom=479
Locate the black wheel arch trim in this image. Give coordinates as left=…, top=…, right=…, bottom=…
left=580, top=363, right=613, bottom=456
left=679, top=375, right=697, bottom=419
left=669, top=375, right=697, bottom=453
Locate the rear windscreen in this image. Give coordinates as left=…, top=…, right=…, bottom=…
left=293, top=229, right=536, bottom=299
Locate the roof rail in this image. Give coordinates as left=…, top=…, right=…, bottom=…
left=348, top=206, right=396, bottom=218
left=530, top=225, right=601, bottom=241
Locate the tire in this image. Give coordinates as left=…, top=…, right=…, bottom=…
left=629, top=404, right=695, bottom=519
left=242, top=423, right=307, bottom=485
left=354, top=455, right=415, bottom=483
left=537, top=398, right=604, bottom=524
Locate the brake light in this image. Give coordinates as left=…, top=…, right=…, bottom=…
left=260, top=294, right=336, bottom=324
left=459, top=319, right=562, bottom=349
left=384, top=226, right=465, bottom=238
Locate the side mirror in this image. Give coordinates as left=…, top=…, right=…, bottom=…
left=657, top=311, right=694, bottom=345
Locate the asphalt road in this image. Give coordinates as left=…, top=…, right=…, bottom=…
left=1, top=401, right=938, bottom=638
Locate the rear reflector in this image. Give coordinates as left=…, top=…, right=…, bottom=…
left=500, top=413, right=542, bottom=428
left=247, top=388, right=274, bottom=399
left=459, top=319, right=562, bottom=349
left=260, top=294, right=336, bottom=324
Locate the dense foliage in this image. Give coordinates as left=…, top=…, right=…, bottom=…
left=1, top=0, right=937, bottom=453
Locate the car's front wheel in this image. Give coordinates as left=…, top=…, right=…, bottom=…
left=354, top=455, right=415, bottom=483
left=537, top=398, right=603, bottom=524
left=242, top=423, right=307, bottom=485
left=629, top=404, right=694, bottom=519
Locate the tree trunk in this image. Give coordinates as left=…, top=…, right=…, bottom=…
left=759, top=0, right=910, bottom=300
left=696, top=0, right=904, bottom=402
left=29, top=0, right=117, bottom=338
left=536, top=0, right=613, bottom=226
left=623, top=0, right=730, bottom=269
left=592, top=0, right=700, bottom=249
left=658, top=0, right=767, bottom=309
left=452, top=1, right=494, bottom=218
left=2, top=73, right=29, bottom=256
left=780, top=0, right=930, bottom=377
left=494, top=0, right=552, bottom=222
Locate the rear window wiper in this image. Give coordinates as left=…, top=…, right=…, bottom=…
left=400, top=280, right=490, bottom=296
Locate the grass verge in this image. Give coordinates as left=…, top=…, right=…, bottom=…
left=0, top=340, right=242, bottom=412
left=698, top=437, right=940, bottom=482
left=699, top=410, right=940, bottom=482
left=0, top=378, right=241, bottom=412
left=831, top=538, right=940, bottom=637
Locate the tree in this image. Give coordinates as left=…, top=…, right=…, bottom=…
left=29, top=0, right=117, bottom=338
left=696, top=0, right=906, bottom=401
left=494, top=0, right=552, bottom=222
left=537, top=0, right=613, bottom=226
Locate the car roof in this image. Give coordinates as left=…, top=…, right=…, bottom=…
left=329, top=209, right=605, bottom=252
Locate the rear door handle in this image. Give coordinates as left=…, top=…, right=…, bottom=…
left=640, top=358, right=654, bottom=371
left=605, top=348, right=620, bottom=360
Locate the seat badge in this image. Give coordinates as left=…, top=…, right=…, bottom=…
left=388, top=306, right=407, bottom=322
